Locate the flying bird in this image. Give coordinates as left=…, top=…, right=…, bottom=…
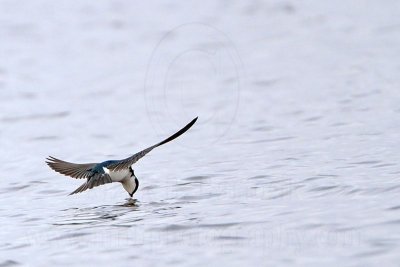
left=46, top=117, right=198, bottom=197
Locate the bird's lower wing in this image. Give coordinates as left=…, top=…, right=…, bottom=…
left=107, top=117, right=198, bottom=171
left=46, top=156, right=96, bottom=179
left=69, top=173, right=113, bottom=195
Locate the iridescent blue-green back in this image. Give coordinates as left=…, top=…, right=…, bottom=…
left=91, top=160, right=120, bottom=173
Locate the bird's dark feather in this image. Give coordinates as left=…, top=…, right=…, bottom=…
left=69, top=173, right=113, bottom=195
left=107, top=117, right=198, bottom=171
left=45, top=156, right=96, bottom=179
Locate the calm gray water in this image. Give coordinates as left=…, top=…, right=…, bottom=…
left=1, top=1, right=400, bottom=266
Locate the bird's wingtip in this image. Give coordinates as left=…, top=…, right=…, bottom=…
left=45, top=156, right=56, bottom=165
left=189, top=116, right=198, bottom=126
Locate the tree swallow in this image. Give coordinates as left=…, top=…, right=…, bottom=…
left=46, top=117, right=198, bottom=197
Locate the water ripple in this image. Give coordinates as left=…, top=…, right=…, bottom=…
left=1, top=111, right=69, bottom=123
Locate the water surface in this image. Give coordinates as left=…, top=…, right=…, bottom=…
left=1, top=1, right=400, bottom=266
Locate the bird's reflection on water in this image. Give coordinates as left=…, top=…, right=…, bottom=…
left=119, top=198, right=139, bottom=207
left=54, top=199, right=141, bottom=227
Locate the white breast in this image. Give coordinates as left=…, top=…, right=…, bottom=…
left=103, top=167, right=130, bottom=182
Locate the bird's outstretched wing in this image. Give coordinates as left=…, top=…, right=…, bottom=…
left=69, top=173, right=113, bottom=195
left=46, top=156, right=97, bottom=179
left=107, top=117, right=198, bottom=171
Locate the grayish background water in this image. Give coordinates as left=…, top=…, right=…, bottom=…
left=1, top=1, right=400, bottom=266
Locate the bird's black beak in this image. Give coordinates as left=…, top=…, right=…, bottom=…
left=129, top=192, right=134, bottom=197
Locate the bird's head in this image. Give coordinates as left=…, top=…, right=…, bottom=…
left=125, top=167, right=139, bottom=197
